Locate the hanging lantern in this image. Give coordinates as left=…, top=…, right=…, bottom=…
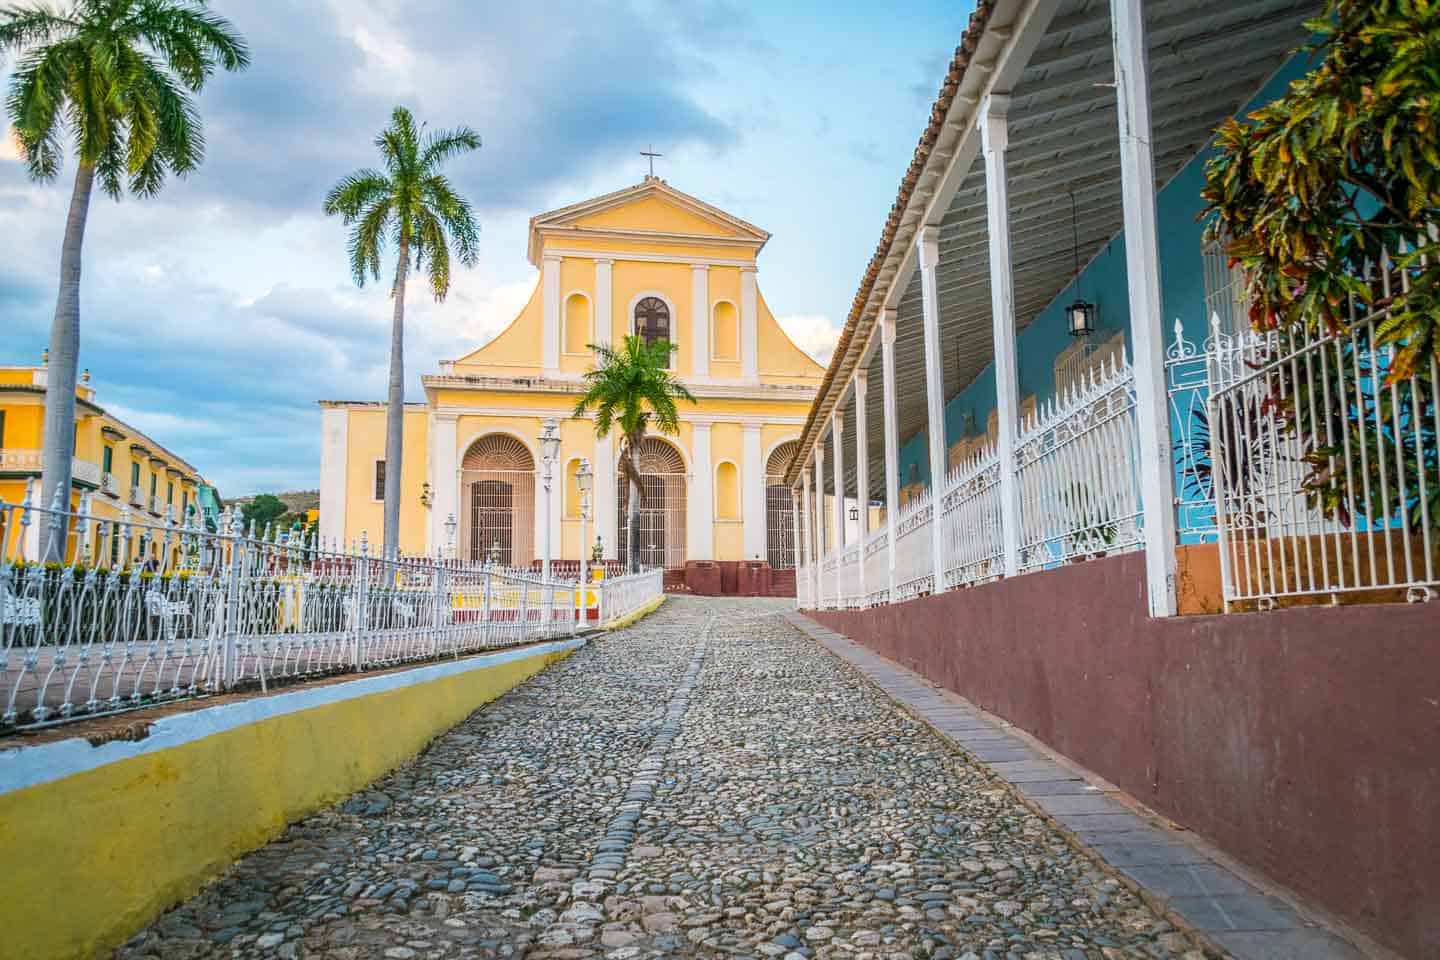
left=1066, top=298, right=1096, bottom=337
left=1065, top=190, right=1095, bottom=338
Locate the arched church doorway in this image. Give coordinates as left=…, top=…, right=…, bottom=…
left=461, top=435, right=535, bottom=566
left=765, top=440, right=798, bottom=570
left=616, top=437, right=687, bottom=570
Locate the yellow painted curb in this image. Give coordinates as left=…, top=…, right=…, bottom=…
left=0, top=643, right=576, bottom=960
left=602, top=595, right=666, bottom=632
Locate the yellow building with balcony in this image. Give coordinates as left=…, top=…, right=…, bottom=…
left=319, top=177, right=823, bottom=589
left=0, top=360, right=210, bottom=565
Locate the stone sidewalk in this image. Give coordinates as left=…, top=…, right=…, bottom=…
left=120, top=597, right=1217, bottom=959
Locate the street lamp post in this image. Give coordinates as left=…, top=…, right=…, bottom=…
left=539, top=418, right=561, bottom=580
left=443, top=513, right=457, bottom=560
left=575, top=457, right=593, bottom=622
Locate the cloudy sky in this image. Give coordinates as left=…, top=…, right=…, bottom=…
left=1, top=0, right=972, bottom=495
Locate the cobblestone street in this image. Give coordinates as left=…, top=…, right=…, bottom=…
left=119, top=598, right=1201, bottom=960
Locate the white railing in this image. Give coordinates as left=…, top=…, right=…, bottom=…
left=1015, top=358, right=1143, bottom=572
left=1210, top=307, right=1438, bottom=607
left=0, top=492, right=602, bottom=732
left=595, top=567, right=663, bottom=625
left=893, top=490, right=934, bottom=601
left=837, top=541, right=862, bottom=608
left=863, top=526, right=889, bottom=606
left=940, top=444, right=1003, bottom=588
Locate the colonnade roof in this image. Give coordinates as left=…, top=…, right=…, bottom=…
left=790, top=0, right=1317, bottom=498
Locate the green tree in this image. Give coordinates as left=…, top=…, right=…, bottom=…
left=325, top=106, right=480, bottom=558
left=1201, top=0, right=1439, bottom=534
left=239, top=493, right=286, bottom=533
left=1, top=0, right=249, bottom=560
left=572, top=336, right=697, bottom=572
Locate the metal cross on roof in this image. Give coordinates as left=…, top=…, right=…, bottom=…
left=640, top=145, right=663, bottom=178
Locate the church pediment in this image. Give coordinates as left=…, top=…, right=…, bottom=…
left=527, top=176, right=769, bottom=265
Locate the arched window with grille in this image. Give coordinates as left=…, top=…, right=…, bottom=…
left=616, top=437, right=687, bottom=569
left=765, top=440, right=798, bottom=569
left=460, top=435, right=535, bottom=566
left=633, top=296, right=672, bottom=361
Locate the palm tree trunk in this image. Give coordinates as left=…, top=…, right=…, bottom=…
left=383, top=236, right=409, bottom=559
left=38, top=162, right=96, bottom=563
left=628, top=442, right=641, bottom=573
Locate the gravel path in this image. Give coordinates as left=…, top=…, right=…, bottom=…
left=119, top=597, right=1202, bottom=960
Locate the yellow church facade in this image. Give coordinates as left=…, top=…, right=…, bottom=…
left=318, top=178, right=823, bottom=579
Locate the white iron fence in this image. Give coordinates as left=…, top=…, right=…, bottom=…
left=939, top=445, right=1004, bottom=589
left=0, top=493, right=660, bottom=731
left=893, top=491, right=935, bottom=601
left=1016, top=358, right=1143, bottom=571
left=1208, top=307, right=1439, bottom=607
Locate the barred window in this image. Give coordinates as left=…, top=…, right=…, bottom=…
left=374, top=460, right=386, bottom=501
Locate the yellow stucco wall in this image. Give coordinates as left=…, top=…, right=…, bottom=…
left=342, top=407, right=430, bottom=554
left=0, top=643, right=578, bottom=960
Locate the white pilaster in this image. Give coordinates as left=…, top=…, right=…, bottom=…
left=979, top=95, right=1022, bottom=578
left=594, top=259, right=613, bottom=351
left=542, top=254, right=561, bottom=373
left=853, top=372, right=869, bottom=602
left=319, top=406, right=349, bottom=545
left=916, top=226, right=948, bottom=591
left=1112, top=0, right=1178, bottom=617
left=689, top=423, right=714, bottom=561
left=880, top=309, right=900, bottom=603
left=830, top=410, right=845, bottom=603
left=740, top=267, right=759, bottom=382
left=742, top=424, right=765, bottom=560
left=593, top=430, right=616, bottom=560
left=691, top=264, right=710, bottom=378
left=430, top=414, right=458, bottom=556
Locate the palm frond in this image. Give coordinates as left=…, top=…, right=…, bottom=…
left=418, top=125, right=480, bottom=172
left=323, top=169, right=390, bottom=220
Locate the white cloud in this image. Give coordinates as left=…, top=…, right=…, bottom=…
left=777, top=313, right=841, bottom=365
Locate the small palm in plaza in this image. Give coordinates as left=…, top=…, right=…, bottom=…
left=573, top=336, right=697, bottom=573
left=324, top=106, right=481, bottom=558
left=0, top=0, right=249, bottom=559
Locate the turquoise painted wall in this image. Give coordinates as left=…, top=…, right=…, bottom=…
left=896, top=52, right=1311, bottom=493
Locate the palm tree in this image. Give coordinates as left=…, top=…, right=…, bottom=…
left=573, top=335, right=697, bottom=573
left=1, top=0, right=249, bottom=560
left=325, top=106, right=480, bottom=558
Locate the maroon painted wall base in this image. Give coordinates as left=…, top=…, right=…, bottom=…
left=807, top=553, right=1439, bottom=960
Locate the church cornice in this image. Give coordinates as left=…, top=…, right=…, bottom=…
left=420, top=372, right=817, bottom=404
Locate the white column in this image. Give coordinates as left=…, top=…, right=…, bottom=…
left=790, top=488, right=802, bottom=607
left=813, top=443, right=826, bottom=604
left=691, top=264, right=710, bottom=378
left=1113, top=0, right=1178, bottom=617
left=830, top=410, right=845, bottom=603
left=542, top=254, right=561, bottom=373
left=593, top=430, right=616, bottom=560
left=318, top=406, right=349, bottom=545
left=742, top=424, right=765, bottom=560
left=800, top=471, right=813, bottom=605
left=740, top=266, right=759, bottom=382
left=594, top=258, right=613, bottom=351
left=916, top=226, right=948, bottom=591
left=880, top=308, right=900, bottom=603
left=979, top=95, right=1022, bottom=578
left=689, top=422, right=714, bottom=561
left=853, top=372, right=870, bottom=602
left=430, top=415, right=458, bottom=555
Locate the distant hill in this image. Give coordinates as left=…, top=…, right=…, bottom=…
left=225, top=489, right=320, bottom=513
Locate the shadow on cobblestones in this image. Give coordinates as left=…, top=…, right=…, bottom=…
left=118, top=597, right=1202, bottom=960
